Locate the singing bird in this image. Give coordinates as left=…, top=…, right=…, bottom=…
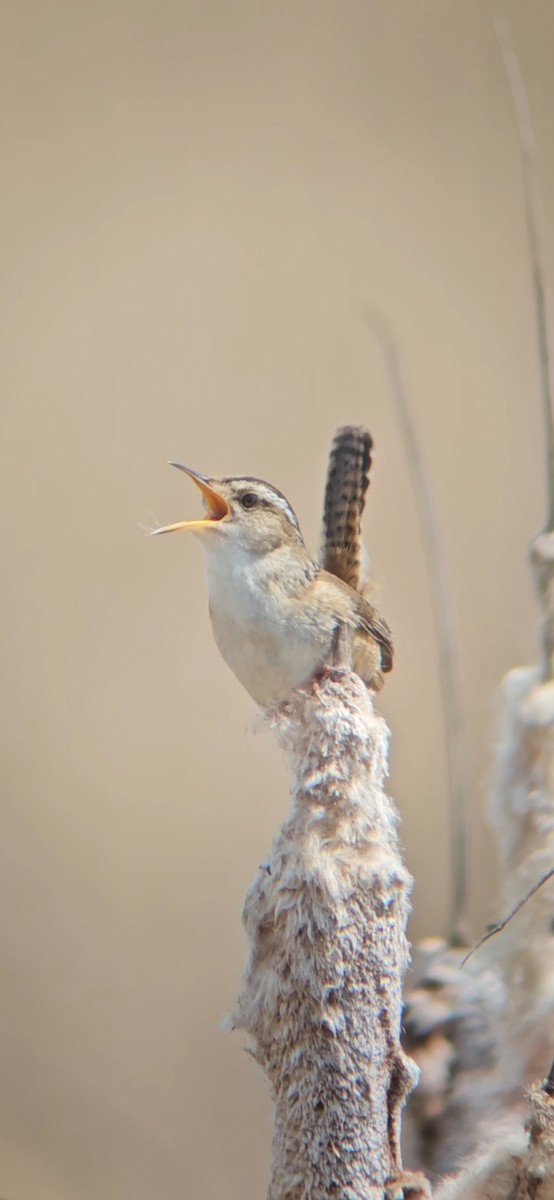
left=152, top=426, right=392, bottom=706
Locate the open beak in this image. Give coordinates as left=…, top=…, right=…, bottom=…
left=150, top=463, right=229, bottom=535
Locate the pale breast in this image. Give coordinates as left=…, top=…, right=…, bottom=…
left=209, top=605, right=327, bottom=705
left=204, top=546, right=334, bottom=705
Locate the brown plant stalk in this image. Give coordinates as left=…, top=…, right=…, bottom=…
left=231, top=648, right=423, bottom=1199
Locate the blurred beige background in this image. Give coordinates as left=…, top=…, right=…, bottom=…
left=1, top=2, right=552, bottom=1197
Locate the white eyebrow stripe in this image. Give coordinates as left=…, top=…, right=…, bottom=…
left=260, top=488, right=301, bottom=530
left=224, top=476, right=302, bottom=531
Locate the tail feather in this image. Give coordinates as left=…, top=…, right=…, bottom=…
left=321, top=426, right=373, bottom=592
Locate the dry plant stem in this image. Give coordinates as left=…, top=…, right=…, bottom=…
left=402, top=938, right=505, bottom=1178
left=493, top=8, right=554, bottom=538
left=234, top=662, right=418, bottom=1200
left=532, top=532, right=554, bottom=682
left=494, top=9, right=554, bottom=671
left=487, top=663, right=554, bottom=1092
left=484, top=19, right=554, bottom=1092
left=398, top=18, right=554, bottom=1186
left=435, top=1079, right=554, bottom=1200
left=366, top=311, right=468, bottom=944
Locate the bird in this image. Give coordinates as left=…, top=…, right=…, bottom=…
left=151, top=427, right=392, bottom=707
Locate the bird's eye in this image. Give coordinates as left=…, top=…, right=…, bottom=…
left=240, top=492, right=259, bottom=510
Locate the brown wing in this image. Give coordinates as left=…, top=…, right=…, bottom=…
left=319, top=570, right=394, bottom=677
left=353, top=592, right=394, bottom=674
left=321, top=425, right=373, bottom=591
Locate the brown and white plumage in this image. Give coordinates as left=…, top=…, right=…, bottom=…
left=152, top=440, right=393, bottom=704
left=322, top=426, right=393, bottom=680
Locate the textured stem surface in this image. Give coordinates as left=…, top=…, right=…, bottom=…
left=234, top=668, right=418, bottom=1200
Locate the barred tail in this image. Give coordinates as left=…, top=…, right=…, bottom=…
left=321, top=425, right=373, bottom=592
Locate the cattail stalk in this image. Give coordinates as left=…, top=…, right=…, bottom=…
left=232, top=654, right=419, bottom=1199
